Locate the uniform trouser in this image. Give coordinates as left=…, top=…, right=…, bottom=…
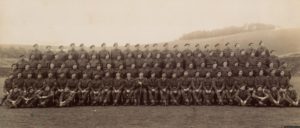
left=59, top=92, right=75, bottom=107
left=78, top=90, right=89, bottom=105
left=112, top=89, right=122, bottom=105
left=181, top=89, right=191, bottom=104
left=122, top=89, right=133, bottom=105
left=159, top=88, right=169, bottom=105
left=38, top=96, right=54, bottom=107
left=169, top=89, right=180, bottom=104
left=5, top=98, right=22, bottom=108
left=54, top=90, right=63, bottom=106
left=252, top=97, right=268, bottom=106
left=21, top=97, right=38, bottom=108
left=90, top=91, right=101, bottom=105
left=235, top=97, right=252, bottom=106
left=268, top=97, right=282, bottom=106
left=223, top=90, right=236, bottom=105
left=148, top=88, right=158, bottom=104
left=203, top=90, right=215, bottom=105
left=284, top=97, right=299, bottom=106
left=134, top=88, right=147, bottom=105
left=215, top=90, right=226, bottom=104
left=191, top=89, right=203, bottom=104
left=101, top=88, right=112, bottom=104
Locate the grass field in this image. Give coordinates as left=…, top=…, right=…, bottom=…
left=0, top=77, right=299, bottom=128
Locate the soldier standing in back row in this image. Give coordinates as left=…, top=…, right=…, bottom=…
left=29, top=44, right=42, bottom=60
left=111, top=43, right=122, bottom=60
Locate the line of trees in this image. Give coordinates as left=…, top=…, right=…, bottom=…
left=179, top=23, right=276, bottom=40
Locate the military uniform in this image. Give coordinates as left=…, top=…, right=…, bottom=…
left=168, top=76, right=180, bottom=105
left=202, top=76, right=215, bottom=105
left=191, top=77, right=203, bottom=105
left=179, top=76, right=193, bottom=105
left=77, top=77, right=91, bottom=105
left=90, top=77, right=102, bottom=105
left=77, top=57, right=89, bottom=70
left=158, top=76, right=169, bottom=105
left=235, top=88, right=252, bottom=106
left=101, top=75, right=113, bottom=105
left=213, top=76, right=225, bottom=105
left=65, top=58, right=77, bottom=69
left=123, top=76, right=135, bottom=105
left=133, top=77, right=148, bottom=105
left=112, top=77, right=124, bottom=105
left=147, top=76, right=159, bottom=105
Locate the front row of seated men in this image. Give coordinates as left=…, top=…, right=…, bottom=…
left=1, top=69, right=298, bottom=108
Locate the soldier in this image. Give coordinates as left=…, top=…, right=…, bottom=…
left=133, top=44, right=143, bottom=58
left=233, top=43, right=241, bottom=56
left=123, top=43, right=131, bottom=59
left=29, top=44, right=42, bottom=60
left=153, top=52, right=163, bottom=68
left=22, top=64, right=33, bottom=79
left=29, top=54, right=39, bottom=69
left=220, top=61, right=231, bottom=76
left=65, top=73, right=79, bottom=106
left=35, top=73, right=45, bottom=91
left=123, top=73, right=135, bottom=105
left=186, top=63, right=196, bottom=77
left=44, top=45, right=55, bottom=61
left=113, top=55, right=124, bottom=69
left=246, top=43, right=256, bottom=56
left=173, top=62, right=184, bottom=77
left=284, top=86, right=299, bottom=106
left=197, top=62, right=211, bottom=78
left=278, top=62, right=292, bottom=80
left=20, top=87, right=37, bottom=108
left=223, top=42, right=232, bottom=57
left=17, top=55, right=29, bottom=70
left=256, top=41, right=269, bottom=56
left=183, top=43, right=193, bottom=58
left=81, top=64, right=93, bottom=79
left=213, top=43, right=222, bottom=57
left=193, top=50, right=205, bottom=69
left=39, top=54, right=50, bottom=71
left=158, top=73, right=169, bottom=106
left=101, top=54, right=112, bottom=69
left=227, top=51, right=238, bottom=68
left=234, top=70, right=246, bottom=89
left=205, top=51, right=217, bottom=68
left=267, top=70, right=279, bottom=90
left=243, top=62, right=251, bottom=76
left=104, top=63, right=115, bottom=77
left=99, top=43, right=110, bottom=59
left=89, top=54, right=100, bottom=69
left=24, top=73, right=35, bottom=91
left=162, top=43, right=171, bottom=59
left=248, top=52, right=258, bottom=68
left=180, top=71, right=193, bottom=105
left=278, top=70, right=290, bottom=90
left=254, top=70, right=268, bottom=89
left=268, top=50, right=280, bottom=68
left=88, top=45, right=99, bottom=60
left=44, top=72, right=57, bottom=90
left=142, top=50, right=154, bottom=68
left=78, top=44, right=88, bottom=58
left=12, top=73, right=25, bottom=91
left=238, top=49, right=248, bottom=67
left=91, top=64, right=104, bottom=78
left=90, top=74, right=102, bottom=105
left=112, top=72, right=124, bottom=105
left=56, top=63, right=69, bottom=78
left=67, top=43, right=78, bottom=60
left=1, top=74, right=14, bottom=105
left=10, top=64, right=20, bottom=77
left=211, top=63, right=219, bottom=78
left=168, top=73, right=180, bottom=105
left=246, top=71, right=256, bottom=92
left=101, top=72, right=113, bottom=105
left=135, top=53, right=144, bottom=68
left=202, top=72, right=215, bottom=105
left=51, top=55, right=63, bottom=68
left=124, top=52, right=135, bottom=68
left=266, top=86, right=281, bottom=106
left=151, top=63, right=162, bottom=78
left=213, top=71, right=225, bottom=105
left=37, top=85, right=54, bottom=107
left=151, top=43, right=160, bottom=59
left=162, top=63, right=173, bottom=78
left=77, top=73, right=91, bottom=105
left=65, top=54, right=77, bottom=69
left=133, top=72, right=148, bottom=105
left=184, top=50, right=194, bottom=68
left=235, top=85, right=252, bottom=106
left=191, top=71, right=203, bottom=105
left=224, top=71, right=236, bottom=105
left=139, top=63, right=151, bottom=78
left=126, top=64, right=138, bottom=78
left=266, top=62, right=277, bottom=76
left=193, top=44, right=202, bottom=58
left=111, top=43, right=123, bottom=59
left=257, top=51, right=268, bottom=67
left=77, top=54, right=89, bottom=70
left=4, top=87, right=22, bottom=108
left=57, top=45, right=67, bottom=61
left=252, top=86, right=269, bottom=106
left=203, top=44, right=210, bottom=57
left=253, top=61, right=265, bottom=76
left=147, top=72, right=159, bottom=105
left=142, top=44, right=152, bottom=60
left=55, top=73, right=68, bottom=106
left=69, top=64, right=81, bottom=79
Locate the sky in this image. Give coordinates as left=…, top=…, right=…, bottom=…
left=0, top=0, right=300, bottom=46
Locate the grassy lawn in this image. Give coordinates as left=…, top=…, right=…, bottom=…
left=0, top=77, right=299, bottom=128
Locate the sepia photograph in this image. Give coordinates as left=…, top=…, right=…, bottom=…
left=0, top=0, right=300, bottom=128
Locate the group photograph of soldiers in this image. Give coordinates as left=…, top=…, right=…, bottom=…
left=1, top=41, right=298, bottom=108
